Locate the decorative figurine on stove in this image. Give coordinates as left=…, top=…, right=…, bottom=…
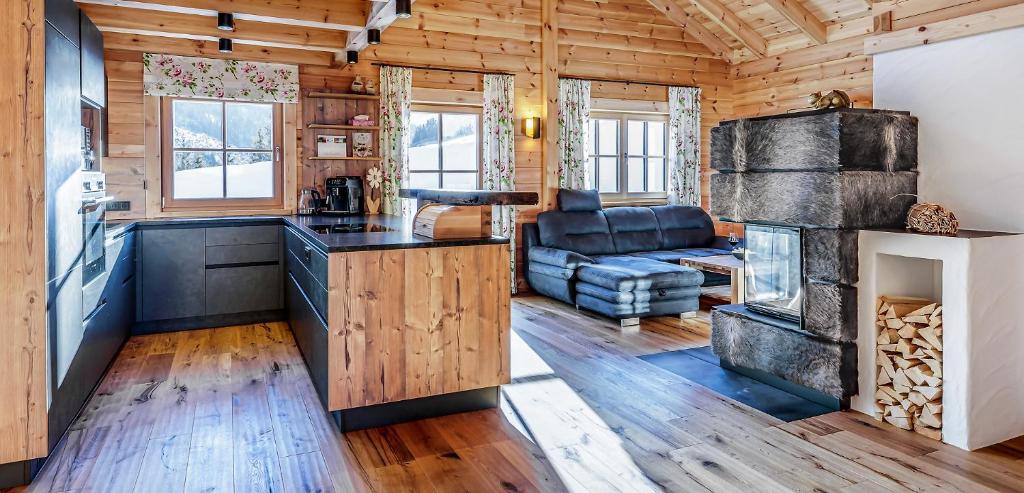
left=807, top=90, right=853, bottom=109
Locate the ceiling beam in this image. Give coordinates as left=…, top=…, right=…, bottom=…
left=79, top=2, right=349, bottom=51
left=684, top=0, right=767, bottom=57
left=102, top=31, right=336, bottom=65
left=644, top=0, right=734, bottom=61
left=763, top=0, right=828, bottom=45
left=345, top=0, right=416, bottom=52
left=75, top=0, right=366, bottom=32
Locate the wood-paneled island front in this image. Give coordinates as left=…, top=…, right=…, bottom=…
left=283, top=214, right=511, bottom=431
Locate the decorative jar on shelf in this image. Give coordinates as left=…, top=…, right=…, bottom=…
left=350, top=76, right=365, bottom=94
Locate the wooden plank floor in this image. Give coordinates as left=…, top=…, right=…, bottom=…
left=15, top=295, right=1024, bottom=492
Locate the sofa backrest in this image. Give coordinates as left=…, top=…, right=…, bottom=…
left=604, top=207, right=663, bottom=254
left=537, top=190, right=616, bottom=255
left=651, top=205, right=715, bottom=249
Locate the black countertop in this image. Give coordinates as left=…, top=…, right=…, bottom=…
left=400, top=188, right=539, bottom=206
left=107, top=214, right=509, bottom=253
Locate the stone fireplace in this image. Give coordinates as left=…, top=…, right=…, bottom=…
left=708, top=108, right=919, bottom=407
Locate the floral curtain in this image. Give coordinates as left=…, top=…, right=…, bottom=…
left=379, top=65, right=413, bottom=215
left=558, top=79, right=592, bottom=190
left=143, top=53, right=298, bottom=103
left=668, top=86, right=702, bottom=206
left=482, top=74, right=517, bottom=293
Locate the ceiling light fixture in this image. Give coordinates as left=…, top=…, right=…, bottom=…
left=217, top=12, right=234, bottom=31
left=395, top=0, right=412, bottom=19
left=346, top=50, right=359, bottom=64
left=367, top=28, right=381, bottom=45
left=218, top=38, right=233, bottom=53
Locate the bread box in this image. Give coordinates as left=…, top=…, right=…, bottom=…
left=412, top=204, right=492, bottom=239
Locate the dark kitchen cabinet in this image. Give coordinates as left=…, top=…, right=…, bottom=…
left=45, top=0, right=80, bottom=47
left=79, top=13, right=105, bottom=108
left=284, top=226, right=330, bottom=405
left=206, top=265, right=282, bottom=315
left=140, top=228, right=207, bottom=321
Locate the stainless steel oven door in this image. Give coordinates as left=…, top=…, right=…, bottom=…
left=82, top=195, right=112, bottom=286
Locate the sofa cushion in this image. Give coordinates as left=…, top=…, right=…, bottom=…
left=528, top=246, right=594, bottom=269
left=650, top=205, right=715, bottom=249
left=629, top=248, right=732, bottom=263
left=529, top=262, right=576, bottom=281
left=576, top=283, right=700, bottom=304
left=558, top=189, right=602, bottom=212
left=604, top=207, right=663, bottom=254
left=537, top=210, right=616, bottom=256
left=577, top=256, right=704, bottom=291
left=576, top=294, right=700, bottom=319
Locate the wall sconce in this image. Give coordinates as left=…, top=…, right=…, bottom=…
left=522, top=117, right=541, bottom=139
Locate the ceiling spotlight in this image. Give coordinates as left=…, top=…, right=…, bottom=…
left=395, top=0, right=412, bottom=19
left=367, top=28, right=381, bottom=45
left=346, top=50, right=359, bottom=64
left=218, top=38, right=233, bottom=53
left=217, top=12, right=234, bottom=31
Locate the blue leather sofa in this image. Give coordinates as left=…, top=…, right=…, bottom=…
left=522, top=189, right=734, bottom=320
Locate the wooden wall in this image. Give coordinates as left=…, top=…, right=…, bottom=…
left=0, top=0, right=48, bottom=463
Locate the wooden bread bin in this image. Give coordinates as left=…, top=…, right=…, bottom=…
left=413, top=204, right=492, bottom=239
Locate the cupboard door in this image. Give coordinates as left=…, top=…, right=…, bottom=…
left=79, top=13, right=105, bottom=107
left=44, top=0, right=80, bottom=46
left=140, top=228, right=206, bottom=321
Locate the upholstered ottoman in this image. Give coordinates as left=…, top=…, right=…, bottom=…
left=574, top=256, right=704, bottom=329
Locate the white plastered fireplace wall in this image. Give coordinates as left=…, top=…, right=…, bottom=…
left=853, top=230, right=1024, bottom=450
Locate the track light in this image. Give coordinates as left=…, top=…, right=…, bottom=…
left=367, top=28, right=381, bottom=45
left=346, top=50, right=359, bottom=64
left=395, top=0, right=412, bottom=18
left=218, top=38, right=233, bottom=53
left=217, top=12, right=234, bottom=31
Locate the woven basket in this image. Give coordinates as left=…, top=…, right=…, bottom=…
left=906, top=203, right=959, bottom=235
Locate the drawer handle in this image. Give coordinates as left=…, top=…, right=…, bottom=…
left=303, top=245, right=312, bottom=262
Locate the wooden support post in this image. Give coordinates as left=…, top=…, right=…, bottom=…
left=540, top=0, right=559, bottom=211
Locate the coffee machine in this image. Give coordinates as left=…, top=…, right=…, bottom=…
left=324, top=176, right=364, bottom=215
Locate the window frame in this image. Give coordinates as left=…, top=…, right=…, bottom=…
left=160, top=97, right=284, bottom=211
left=408, top=103, right=483, bottom=190
left=588, top=111, right=670, bottom=203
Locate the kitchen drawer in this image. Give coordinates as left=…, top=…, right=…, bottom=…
left=286, top=250, right=328, bottom=321
left=286, top=272, right=329, bottom=406
left=206, top=243, right=279, bottom=266
left=284, top=227, right=327, bottom=286
left=206, top=225, right=280, bottom=246
left=205, top=264, right=282, bottom=315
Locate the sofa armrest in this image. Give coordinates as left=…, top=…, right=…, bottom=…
left=528, top=246, right=594, bottom=269
left=709, top=235, right=742, bottom=251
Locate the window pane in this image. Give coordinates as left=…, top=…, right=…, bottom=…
left=627, top=120, right=645, bottom=155
left=442, top=173, right=477, bottom=190
left=409, top=172, right=439, bottom=189
left=597, top=119, right=618, bottom=155
left=226, top=152, right=273, bottom=198
left=588, top=157, right=598, bottom=190
left=597, top=157, right=618, bottom=192
left=173, top=151, right=223, bottom=199
left=647, top=121, right=666, bottom=156
left=173, top=100, right=223, bottom=149
left=441, top=113, right=478, bottom=171
left=647, top=157, right=666, bottom=193
left=226, top=103, right=273, bottom=150
left=627, top=157, right=645, bottom=192
left=410, top=112, right=440, bottom=171
left=589, top=120, right=599, bottom=155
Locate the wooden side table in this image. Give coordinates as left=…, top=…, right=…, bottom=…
left=679, top=254, right=745, bottom=304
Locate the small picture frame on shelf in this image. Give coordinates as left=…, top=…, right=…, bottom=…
left=316, top=135, right=347, bottom=157
left=352, top=132, right=373, bottom=158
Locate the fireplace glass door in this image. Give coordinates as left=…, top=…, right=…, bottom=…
left=744, top=224, right=802, bottom=322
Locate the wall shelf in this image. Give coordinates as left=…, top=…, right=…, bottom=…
left=308, top=124, right=380, bottom=130
left=308, top=92, right=380, bottom=101
left=307, top=156, right=382, bottom=161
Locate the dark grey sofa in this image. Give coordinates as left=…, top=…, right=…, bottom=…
left=522, top=189, right=735, bottom=321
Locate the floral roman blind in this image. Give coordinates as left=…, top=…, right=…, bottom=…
left=482, top=73, right=517, bottom=293
left=668, top=86, right=702, bottom=206
left=379, top=65, right=413, bottom=215
left=557, top=78, right=592, bottom=190
left=143, top=53, right=299, bottom=103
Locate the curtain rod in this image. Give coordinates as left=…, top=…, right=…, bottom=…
left=559, top=75, right=697, bottom=89
left=372, top=63, right=514, bottom=77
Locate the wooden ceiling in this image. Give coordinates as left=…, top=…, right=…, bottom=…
left=78, top=0, right=888, bottom=66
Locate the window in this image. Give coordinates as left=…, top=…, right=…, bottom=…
left=161, top=98, right=283, bottom=210
left=408, top=106, right=481, bottom=190
left=587, top=113, right=669, bottom=201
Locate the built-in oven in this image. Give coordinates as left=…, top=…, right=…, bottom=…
left=81, top=171, right=111, bottom=287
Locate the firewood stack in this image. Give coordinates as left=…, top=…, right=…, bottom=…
left=874, top=295, right=943, bottom=441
